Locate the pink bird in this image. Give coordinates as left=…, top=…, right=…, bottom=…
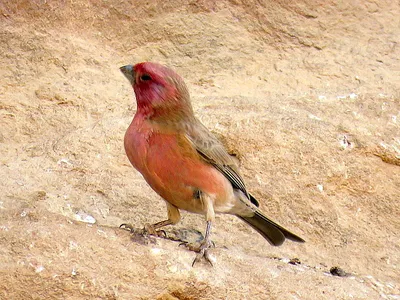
left=120, top=62, right=304, bottom=265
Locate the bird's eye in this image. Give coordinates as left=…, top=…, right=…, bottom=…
left=140, top=74, right=152, bottom=81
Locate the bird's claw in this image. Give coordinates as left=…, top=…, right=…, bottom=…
left=192, top=247, right=213, bottom=267
left=143, top=224, right=167, bottom=237
left=181, top=239, right=214, bottom=266
left=120, top=223, right=135, bottom=232
left=193, top=240, right=214, bottom=267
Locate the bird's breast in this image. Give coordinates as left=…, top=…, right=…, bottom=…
left=124, top=117, right=235, bottom=214
left=124, top=116, right=152, bottom=175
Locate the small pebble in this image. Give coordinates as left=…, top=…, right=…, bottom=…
left=330, top=266, right=347, bottom=277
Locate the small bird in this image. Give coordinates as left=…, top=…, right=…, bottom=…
left=120, top=62, right=304, bottom=265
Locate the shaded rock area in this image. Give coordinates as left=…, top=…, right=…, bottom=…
left=0, top=1, right=399, bottom=299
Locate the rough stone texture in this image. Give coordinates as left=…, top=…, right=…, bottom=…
left=0, top=1, right=399, bottom=299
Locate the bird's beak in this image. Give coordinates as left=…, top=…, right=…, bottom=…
left=120, top=65, right=135, bottom=84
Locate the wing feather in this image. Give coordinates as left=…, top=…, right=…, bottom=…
left=185, top=120, right=252, bottom=200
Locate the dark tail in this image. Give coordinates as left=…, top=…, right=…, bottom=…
left=238, top=211, right=305, bottom=246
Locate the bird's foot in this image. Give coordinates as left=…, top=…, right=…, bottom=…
left=192, top=239, right=214, bottom=267
left=120, top=223, right=168, bottom=245
left=181, top=239, right=215, bottom=266
left=143, top=223, right=167, bottom=238
left=119, top=223, right=166, bottom=237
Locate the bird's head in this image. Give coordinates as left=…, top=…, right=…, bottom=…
left=120, top=62, right=194, bottom=123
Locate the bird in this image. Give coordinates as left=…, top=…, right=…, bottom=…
left=120, top=62, right=304, bottom=265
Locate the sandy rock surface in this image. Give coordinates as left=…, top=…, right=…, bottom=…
left=1, top=1, right=399, bottom=299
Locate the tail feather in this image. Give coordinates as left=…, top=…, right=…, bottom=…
left=239, top=211, right=305, bottom=246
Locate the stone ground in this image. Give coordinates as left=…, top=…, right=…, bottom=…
left=0, top=1, right=399, bottom=299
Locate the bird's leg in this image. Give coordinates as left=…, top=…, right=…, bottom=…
left=189, top=192, right=215, bottom=266
left=120, top=202, right=181, bottom=237
left=192, top=220, right=214, bottom=266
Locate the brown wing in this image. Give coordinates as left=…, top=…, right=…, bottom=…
left=185, top=120, right=259, bottom=206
